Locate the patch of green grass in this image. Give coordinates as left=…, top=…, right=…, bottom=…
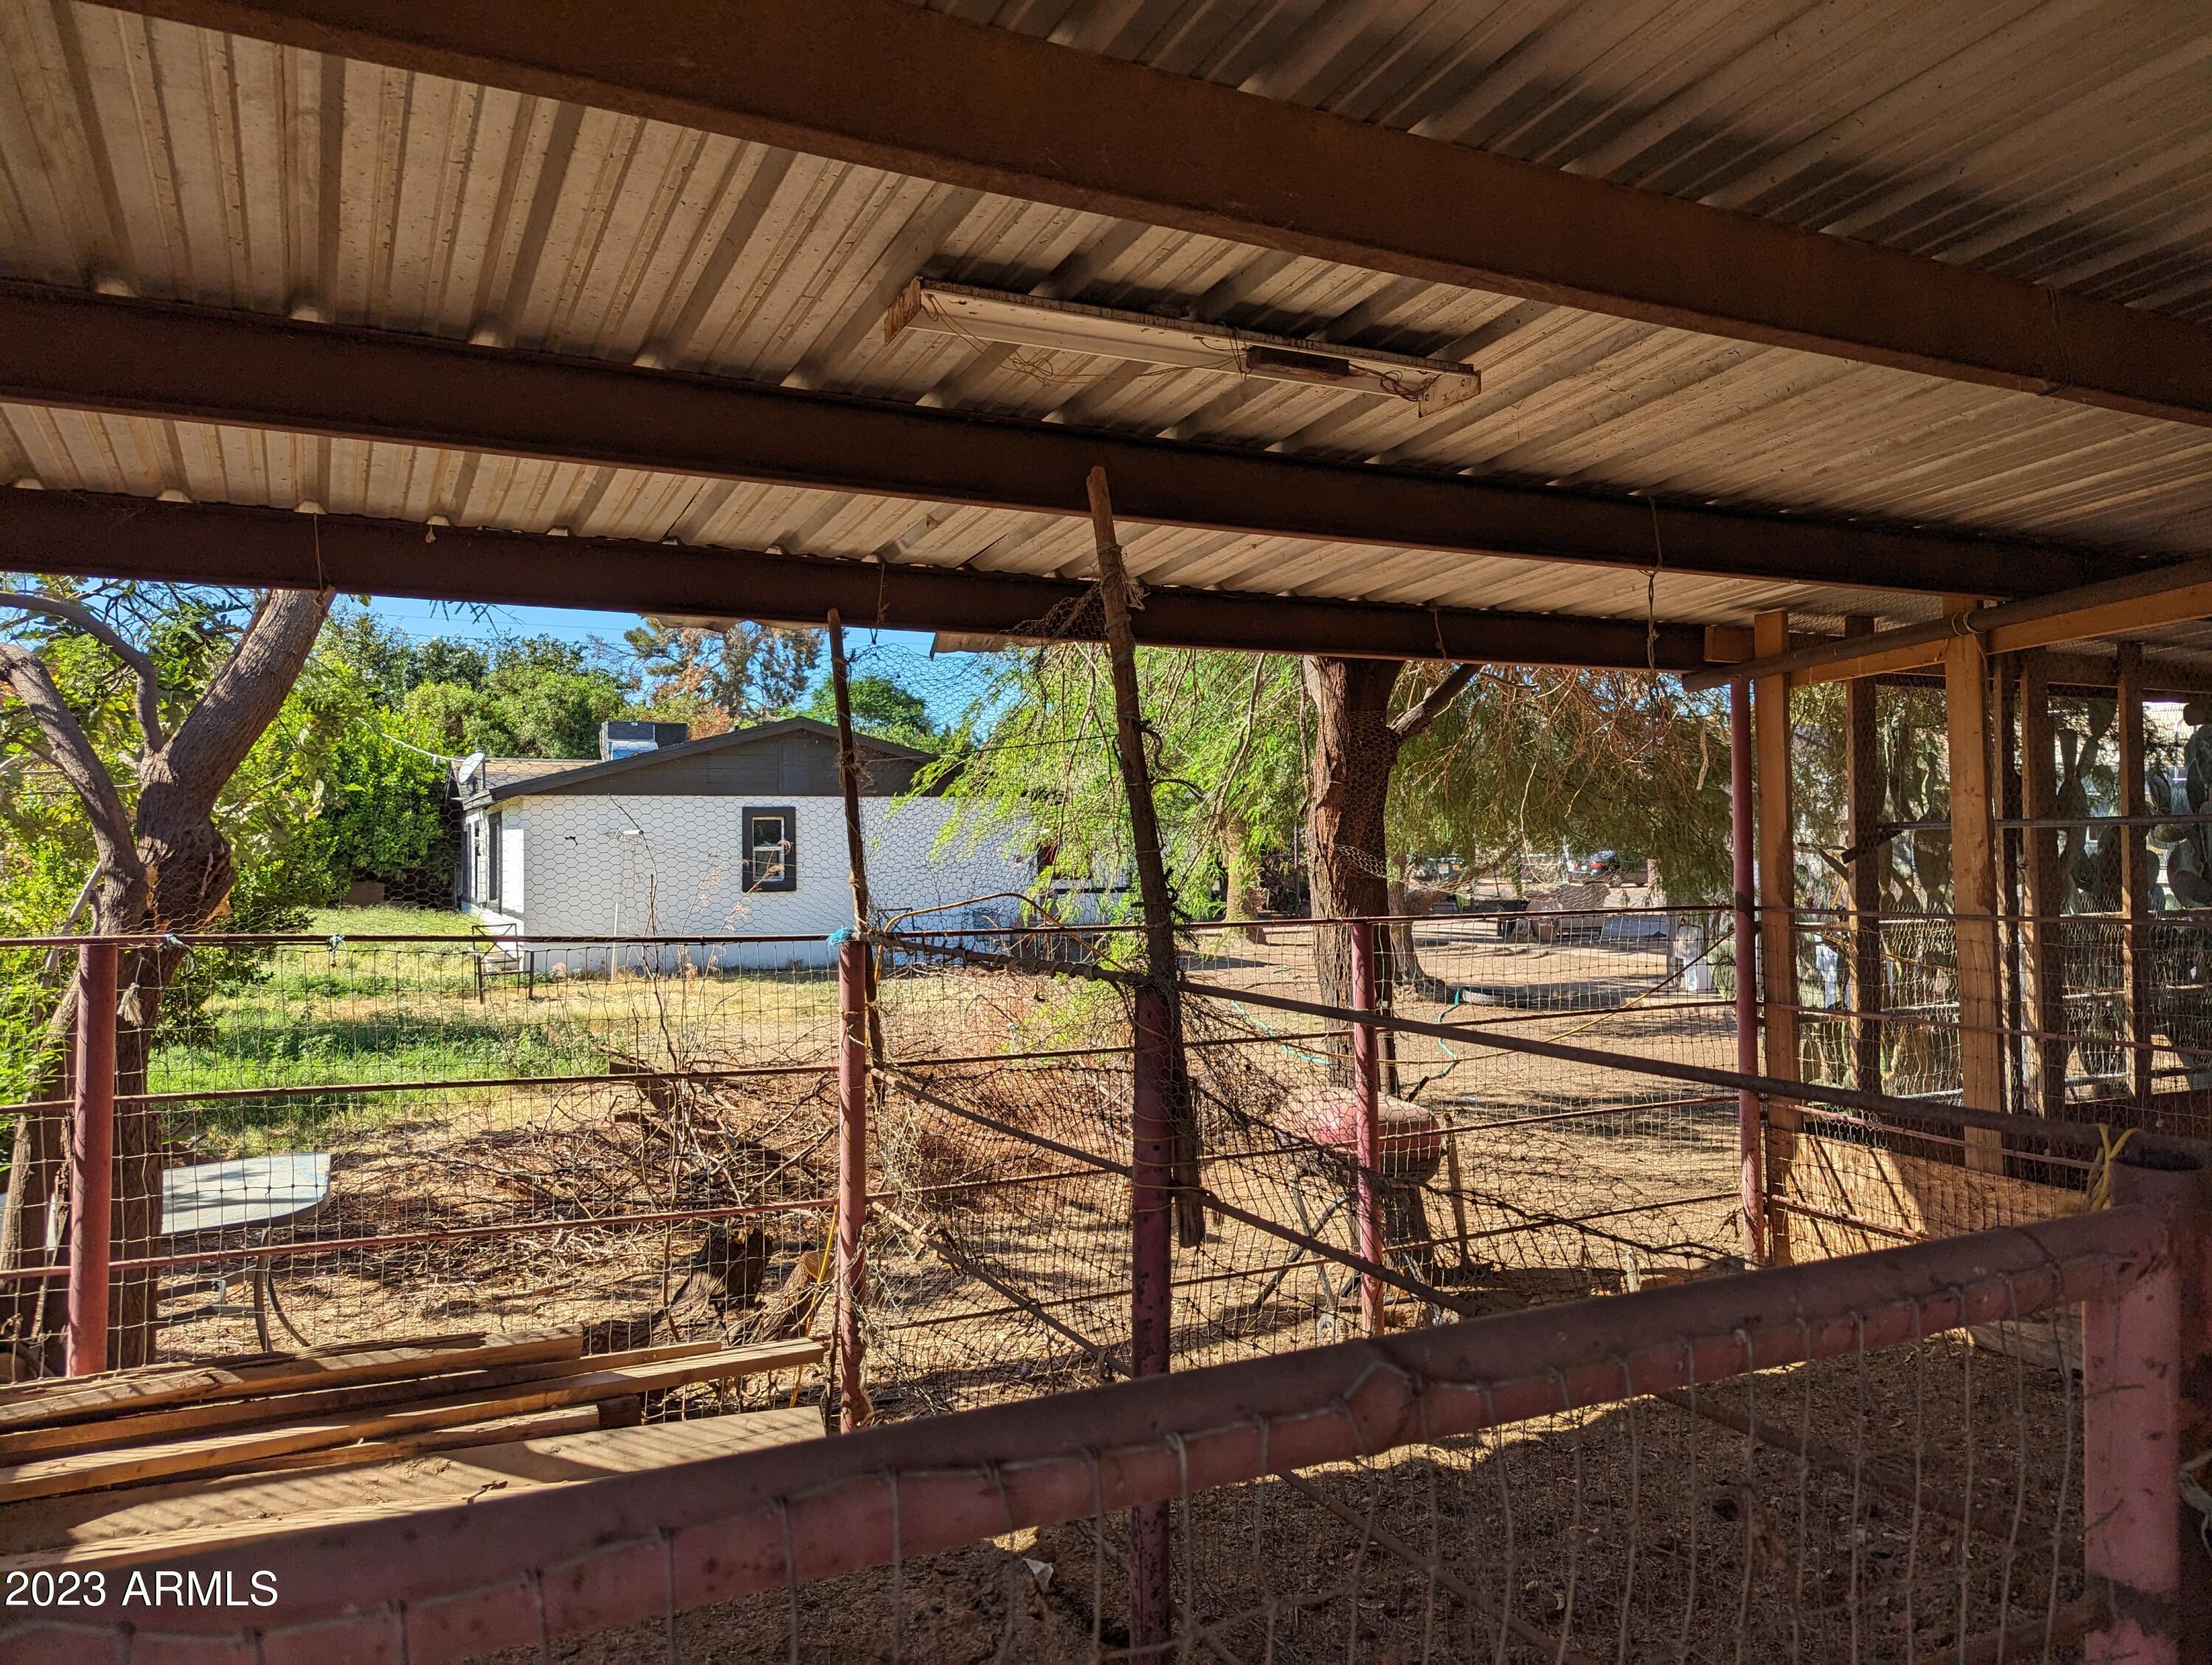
left=306, top=903, right=483, bottom=939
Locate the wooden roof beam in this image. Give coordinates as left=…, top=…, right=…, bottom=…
left=114, top=0, right=2212, bottom=429
left=0, top=282, right=2121, bottom=600
left=0, top=487, right=1716, bottom=670
left=1680, top=558, right=2212, bottom=691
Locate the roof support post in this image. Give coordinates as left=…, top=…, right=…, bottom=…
left=2117, top=644, right=2155, bottom=1108
left=1944, top=599, right=2006, bottom=1167
left=1843, top=618, right=1884, bottom=1098
left=2017, top=653, right=2068, bottom=1118
left=1753, top=611, right=1799, bottom=1263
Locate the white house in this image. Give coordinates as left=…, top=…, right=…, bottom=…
left=452, top=719, right=1036, bottom=970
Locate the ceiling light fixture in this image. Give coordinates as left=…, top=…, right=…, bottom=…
left=885, top=279, right=1480, bottom=417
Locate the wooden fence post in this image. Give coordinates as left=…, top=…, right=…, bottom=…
left=66, top=940, right=119, bottom=1377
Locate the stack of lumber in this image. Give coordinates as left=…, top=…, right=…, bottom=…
left=0, top=1328, right=822, bottom=1506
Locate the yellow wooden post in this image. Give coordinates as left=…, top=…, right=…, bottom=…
left=1944, top=599, right=2006, bottom=1170
left=1843, top=617, right=1883, bottom=1094
left=1753, top=610, right=1800, bottom=1259
left=2116, top=644, right=2154, bottom=1107
left=2017, top=652, right=2067, bottom=1116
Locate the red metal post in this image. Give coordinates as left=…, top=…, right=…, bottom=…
left=1348, top=919, right=1385, bottom=1335
left=1729, top=679, right=1766, bottom=1264
left=66, top=939, right=118, bottom=1377
left=1129, top=984, right=1177, bottom=1651
left=2082, top=1155, right=2212, bottom=1664
left=835, top=936, right=870, bottom=1431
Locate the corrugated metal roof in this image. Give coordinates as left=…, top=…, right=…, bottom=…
left=1, top=0, right=2208, bottom=634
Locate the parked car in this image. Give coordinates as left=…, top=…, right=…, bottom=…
left=1564, top=850, right=1621, bottom=882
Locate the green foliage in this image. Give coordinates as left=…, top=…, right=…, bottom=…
left=801, top=673, right=939, bottom=748
left=624, top=620, right=820, bottom=726
left=936, top=645, right=1733, bottom=917
left=391, top=635, right=628, bottom=760
left=931, top=647, right=1305, bottom=920
left=1394, top=668, right=1733, bottom=903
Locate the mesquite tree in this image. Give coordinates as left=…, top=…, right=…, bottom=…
left=0, top=583, right=330, bottom=1367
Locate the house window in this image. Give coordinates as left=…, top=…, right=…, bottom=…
left=743, top=807, right=797, bottom=892
left=486, top=811, right=503, bottom=908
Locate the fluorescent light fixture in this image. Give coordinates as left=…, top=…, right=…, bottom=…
left=885, top=279, right=1480, bottom=417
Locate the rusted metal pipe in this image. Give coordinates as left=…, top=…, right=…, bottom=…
left=2083, top=1155, right=2212, bottom=1664
left=15, top=1204, right=2163, bottom=1665
left=1730, top=678, right=1765, bottom=1263
left=65, top=940, right=117, bottom=1377
left=1348, top=920, right=1385, bottom=1335
left=835, top=936, right=870, bottom=1432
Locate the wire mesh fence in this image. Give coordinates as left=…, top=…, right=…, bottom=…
left=1782, top=658, right=2212, bottom=1143
left=6, top=1193, right=2160, bottom=1665
left=1, top=933, right=844, bottom=1399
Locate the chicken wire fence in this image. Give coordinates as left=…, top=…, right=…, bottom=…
left=1, top=906, right=1731, bottom=1386
left=0, top=932, right=848, bottom=1399
left=860, top=914, right=1749, bottom=1422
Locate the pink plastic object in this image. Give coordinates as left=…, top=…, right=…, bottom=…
left=1285, top=1085, right=1444, bottom=1180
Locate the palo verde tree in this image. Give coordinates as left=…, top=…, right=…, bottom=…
left=939, top=642, right=1727, bottom=999
left=0, top=580, right=330, bottom=1366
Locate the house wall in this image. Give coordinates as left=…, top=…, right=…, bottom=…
left=495, top=793, right=1033, bottom=970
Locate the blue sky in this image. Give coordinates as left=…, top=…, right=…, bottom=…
left=360, top=598, right=988, bottom=725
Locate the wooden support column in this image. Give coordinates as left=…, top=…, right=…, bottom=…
left=2018, top=653, right=2069, bottom=1117
left=1843, top=617, right=1884, bottom=1094
left=1753, top=611, right=1800, bottom=1262
left=2117, top=644, right=2154, bottom=1107
left=1944, top=600, right=2006, bottom=1171
left=1994, top=657, right=2025, bottom=1108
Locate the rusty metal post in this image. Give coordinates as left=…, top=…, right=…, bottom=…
left=2083, top=1153, right=2212, bottom=1664
left=1729, top=681, right=1765, bottom=1264
left=66, top=940, right=118, bottom=1377
left=835, top=936, right=870, bottom=1431
left=1129, top=984, right=1177, bottom=1650
left=1349, top=919, right=1385, bottom=1335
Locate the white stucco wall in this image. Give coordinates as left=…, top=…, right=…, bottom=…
left=483, top=793, right=1034, bottom=968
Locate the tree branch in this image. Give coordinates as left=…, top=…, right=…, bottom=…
left=1390, top=661, right=1478, bottom=743
left=0, top=589, right=164, bottom=751
left=155, top=588, right=331, bottom=814
left=0, top=642, right=141, bottom=878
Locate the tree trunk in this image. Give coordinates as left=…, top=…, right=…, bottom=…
left=0, top=588, right=329, bottom=1369
left=1221, top=812, right=1265, bottom=945
left=1385, top=852, right=1450, bottom=1004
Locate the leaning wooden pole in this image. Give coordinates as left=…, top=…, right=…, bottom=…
left=827, top=611, right=888, bottom=1068
left=1086, top=465, right=1195, bottom=1657
left=827, top=611, right=880, bottom=1430
left=1085, top=467, right=1204, bottom=1247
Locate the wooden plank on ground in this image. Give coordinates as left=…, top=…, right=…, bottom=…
left=0, top=1408, right=826, bottom=1568
left=0, top=1331, right=581, bottom=1431
left=0, top=1341, right=821, bottom=1502
left=0, top=1330, right=506, bottom=1411
left=0, top=1339, right=722, bottom=1462
left=1768, top=1127, right=2081, bottom=1260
